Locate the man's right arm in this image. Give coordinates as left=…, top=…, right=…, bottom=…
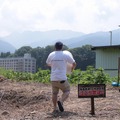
left=46, top=54, right=52, bottom=67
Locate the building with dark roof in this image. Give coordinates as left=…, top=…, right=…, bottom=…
left=92, top=45, right=120, bottom=77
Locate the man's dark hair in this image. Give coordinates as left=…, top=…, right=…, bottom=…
left=55, top=41, right=63, bottom=50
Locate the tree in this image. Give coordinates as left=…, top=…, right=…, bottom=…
left=0, top=52, right=11, bottom=58
left=70, top=45, right=95, bottom=70
left=31, top=47, right=45, bottom=70
left=14, top=46, right=32, bottom=57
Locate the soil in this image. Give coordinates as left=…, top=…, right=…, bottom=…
left=0, top=76, right=120, bottom=120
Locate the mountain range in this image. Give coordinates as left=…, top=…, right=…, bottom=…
left=0, top=39, right=16, bottom=53
left=0, top=29, right=120, bottom=53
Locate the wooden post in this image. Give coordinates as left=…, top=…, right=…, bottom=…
left=118, top=58, right=120, bottom=86
left=118, top=58, right=120, bottom=92
left=91, top=97, right=95, bottom=115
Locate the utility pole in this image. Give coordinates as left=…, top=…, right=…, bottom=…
left=109, top=31, right=112, bottom=46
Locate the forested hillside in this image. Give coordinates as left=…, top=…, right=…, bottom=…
left=0, top=45, right=95, bottom=71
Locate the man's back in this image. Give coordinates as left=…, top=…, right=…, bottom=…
left=46, top=51, right=68, bottom=81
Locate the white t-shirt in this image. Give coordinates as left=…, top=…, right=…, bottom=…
left=46, top=50, right=75, bottom=81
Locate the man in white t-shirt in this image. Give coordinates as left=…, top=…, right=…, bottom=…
left=46, top=41, right=76, bottom=113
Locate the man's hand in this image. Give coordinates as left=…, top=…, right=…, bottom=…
left=71, top=62, right=76, bottom=72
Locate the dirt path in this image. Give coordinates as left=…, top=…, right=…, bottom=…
left=0, top=77, right=120, bottom=120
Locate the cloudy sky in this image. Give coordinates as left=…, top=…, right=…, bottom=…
left=0, top=0, right=120, bottom=37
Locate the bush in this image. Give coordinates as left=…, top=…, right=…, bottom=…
left=67, top=66, right=111, bottom=84
left=0, top=66, right=111, bottom=84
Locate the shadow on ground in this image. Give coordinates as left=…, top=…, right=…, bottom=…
left=46, top=110, right=78, bottom=119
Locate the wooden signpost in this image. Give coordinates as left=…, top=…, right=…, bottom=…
left=118, top=57, right=120, bottom=86
left=78, top=84, right=106, bottom=115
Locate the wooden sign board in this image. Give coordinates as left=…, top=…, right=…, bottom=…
left=78, top=84, right=106, bottom=98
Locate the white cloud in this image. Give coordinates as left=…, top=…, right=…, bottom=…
left=0, top=0, right=120, bottom=37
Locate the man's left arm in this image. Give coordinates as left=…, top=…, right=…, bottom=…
left=71, top=62, right=76, bottom=72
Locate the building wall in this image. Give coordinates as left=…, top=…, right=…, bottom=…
left=0, top=54, right=36, bottom=73
left=95, top=48, right=120, bottom=77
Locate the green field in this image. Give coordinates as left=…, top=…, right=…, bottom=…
left=0, top=66, right=116, bottom=84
